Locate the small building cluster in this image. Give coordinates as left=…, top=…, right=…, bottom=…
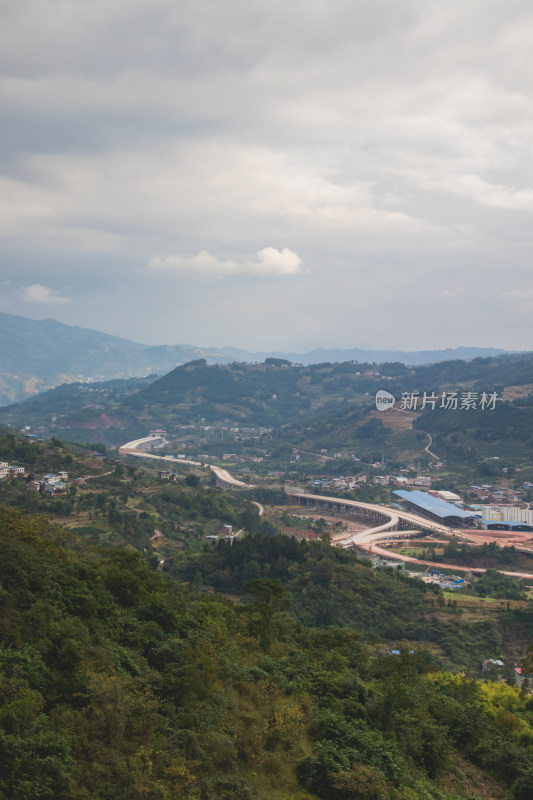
left=422, top=570, right=465, bottom=590
left=26, top=471, right=72, bottom=496
left=0, top=462, right=26, bottom=483
left=472, top=503, right=533, bottom=532
left=205, top=524, right=235, bottom=544
left=307, top=476, right=368, bottom=491
left=388, top=475, right=433, bottom=488
left=470, top=484, right=523, bottom=504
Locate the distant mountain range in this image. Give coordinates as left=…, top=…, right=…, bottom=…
left=0, top=311, right=517, bottom=406
left=215, top=345, right=515, bottom=366
left=0, top=312, right=228, bottom=405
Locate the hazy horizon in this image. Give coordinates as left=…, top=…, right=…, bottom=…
left=0, top=310, right=517, bottom=358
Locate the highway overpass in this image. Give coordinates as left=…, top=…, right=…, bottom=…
left=117, top=441, right=533, bottom=579
left=286, top=490, right=454, bottom=541
left=287, top=490, right=533, bottom=579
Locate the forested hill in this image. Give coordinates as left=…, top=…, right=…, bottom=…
left=2, top=506, right=533, bottom=800
left=132, top=352, right=533, bottom=409
left=0, top=310, right=514, bottom=407
left=0, top=358, right=401, bottom=436
left=1, top=353, right=533, bottom=459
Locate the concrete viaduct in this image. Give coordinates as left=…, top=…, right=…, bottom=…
left=118, top=436, right=250, bottom=489
left=286, top=490, right=453, bottom=546
left=118, top=438, right=533, bottom=579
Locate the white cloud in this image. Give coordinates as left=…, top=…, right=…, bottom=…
left=146, top=247, right=304, bottom=277
left=20, top=284, right=71, bottom=304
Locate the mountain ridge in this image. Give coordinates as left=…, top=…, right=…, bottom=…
left=0, top=310, right=517, bottom=406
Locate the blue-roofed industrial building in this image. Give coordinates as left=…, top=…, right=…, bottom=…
left=392, top=490, right=478, bottom=527
left=482, top=520, right=533, bottom=532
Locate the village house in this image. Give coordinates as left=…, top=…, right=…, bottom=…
left=391, top=476, right=409, bottom=486
left=482, top=659, right=504, bottom=680
left=158, top=471, right=178, bottom=482
left=41, top=482, right=67, bottom=496
left=414, top=475, right=432, bottom=488
left=514, top=667, right=533, bottom=691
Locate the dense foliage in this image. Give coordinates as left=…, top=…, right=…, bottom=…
left=1, top=507, right=533, bottom=799
left=163, top=534, right=532, bottom=671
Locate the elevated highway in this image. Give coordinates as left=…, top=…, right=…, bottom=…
left=287, top=491, right=533, bottom=578
left=119, top=437, right=252, bottom=488
left=287, top=490, right=453, bottom=540
left=210, top=465, right=250, bottom=489
left=119, top=436, right=203, bottom=468
left=119, top=435, right=169, bottom=453
left=118, top=441, right=533, bottom=579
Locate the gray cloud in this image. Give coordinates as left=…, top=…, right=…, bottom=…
left=1, top=0, right=533, bottom=349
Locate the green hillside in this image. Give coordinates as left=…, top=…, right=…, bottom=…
left=2, top=506, right=533, bottom=799
left=414, top=398, right=533, bottom=464
left=0, top=359, right=395, bottom=442
left=1, top=354, right=533, bottom=474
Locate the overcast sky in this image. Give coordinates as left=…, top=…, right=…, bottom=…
left=1, top=0, right=533, bottom=352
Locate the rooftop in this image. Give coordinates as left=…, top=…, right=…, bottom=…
left=393, top=490, right=477, bottom=522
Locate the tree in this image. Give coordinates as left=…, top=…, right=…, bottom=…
left=243, top=578, right=289, bottom=648
left=240, top=507, right=260, bottom=533
left=522, top=643, right=533, bottom=677
left=512, top=770, right=533, bottom=800
left=475, top=570, right=524, bottom=600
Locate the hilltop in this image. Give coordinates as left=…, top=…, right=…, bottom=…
left=2, top=354, right=533, bottom=476
left=0, top=311, right=514, bottom=405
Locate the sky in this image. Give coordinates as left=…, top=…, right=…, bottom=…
left=1, top=0, right=533, bottom=352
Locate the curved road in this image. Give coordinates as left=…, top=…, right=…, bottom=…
left=423, top=432, right=440, bottom=462
left=365, top=542, right=533, bottom=579
left=288, top=490, right=533, bottom=580
left=118, top=436, right=251, bottom=489
left=118, top=437, right=533, bottom=579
